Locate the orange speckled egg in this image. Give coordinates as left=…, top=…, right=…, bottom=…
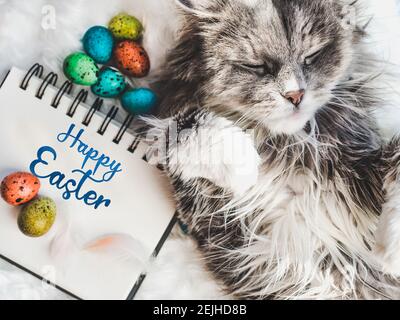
left=1, top=172, right=41, bottom=206
left=113, top=40, right=150, bottom=78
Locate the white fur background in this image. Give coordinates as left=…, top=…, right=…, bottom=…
left=0, top=0, right=400, bottom=300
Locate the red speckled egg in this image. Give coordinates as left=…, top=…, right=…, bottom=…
left=1, top=172, right=41, bottom=206
left=113, top=40, right=150, bottom=78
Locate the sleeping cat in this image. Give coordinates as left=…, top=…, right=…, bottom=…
left=146, top=0, right=400, bottom=299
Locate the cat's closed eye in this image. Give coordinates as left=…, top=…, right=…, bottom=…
left=235, top=60, right=276, bottom=76
left=241, top=63, right=267, bottom=76
left=304, top=49, right=324, bottom=66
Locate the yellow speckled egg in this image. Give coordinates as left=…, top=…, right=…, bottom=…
left=18, top=197, right=56, bottom=238
left=109, top=13, right=143, bottom=41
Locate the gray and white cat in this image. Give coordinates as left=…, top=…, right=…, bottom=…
left=146, top=0, right=400, bottom=299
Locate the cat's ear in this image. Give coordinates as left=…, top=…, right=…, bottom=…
left=175, top=0, right=194, bottom=11
left=239, top=0, right=262, bottom=7
left=175, top=0, right=261, bottom=16
left=175, top=0, right=222, bottom=18
left=336, top=0, right=358, bottom=30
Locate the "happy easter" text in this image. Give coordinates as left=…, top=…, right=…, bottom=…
left=29, top=124, right=122, bottom=210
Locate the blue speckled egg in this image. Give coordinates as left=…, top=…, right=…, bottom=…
left=91, top=67, right=127, bottom=98
left=82, top=26, right=114, bottom=64
left=121, top=88, right=158, bottom=115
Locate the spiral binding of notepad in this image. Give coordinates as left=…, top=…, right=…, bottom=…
left=20, top=63, right=141, bottom=154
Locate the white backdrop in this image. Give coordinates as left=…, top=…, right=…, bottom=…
left=0, top=0, right=400, bottom=300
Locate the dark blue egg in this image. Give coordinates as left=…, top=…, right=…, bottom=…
left=82, top=26, right=114, bottom=64
left=91, top=67, right=127, bottom=98
left=121, top=88, right=158, bottom=115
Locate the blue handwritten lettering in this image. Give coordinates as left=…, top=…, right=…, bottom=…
left=30, top=146, right=111, bottom=210
left=57, top=124, right=122, bottom=182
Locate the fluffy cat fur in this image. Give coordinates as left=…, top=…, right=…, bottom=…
left=146, top=0, right=400, bottom=299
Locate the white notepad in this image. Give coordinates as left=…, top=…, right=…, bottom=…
left=0, top=65, right=176, bottom=300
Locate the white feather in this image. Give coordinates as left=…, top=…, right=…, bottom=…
left=49, top=223, right=78, bottom=261
left=83, top=234, right=150, bottom=267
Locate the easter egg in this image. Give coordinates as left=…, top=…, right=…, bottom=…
left=121, top=88, right=157, bottom=115
left=108, top=13, right=143, bottom=41
left=1, top=172, right=40, bottom=206
left=82, top=26, right=114, bottom=64
left=18, top=197, right=56, bottom=238
left=91, top=67, right=127, bottom=98
left=63, top=52, right=99, bottom=86
left=113, top=40, right=150, bottom=77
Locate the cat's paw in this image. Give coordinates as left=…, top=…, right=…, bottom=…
left=375, top=182, right=400, bottom=276
left=144, top=109, right=261, bottom=197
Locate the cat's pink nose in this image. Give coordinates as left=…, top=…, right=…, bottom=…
left=284, top=89, right=305, bottom=108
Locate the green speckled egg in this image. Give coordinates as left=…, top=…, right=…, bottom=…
left=63, top=52, right=99, bottom=86
left=18, top=197, right=56, bottom=238
left=91, top=67, right=127, bottom=98
left=108, top=13, right=143, bottom=40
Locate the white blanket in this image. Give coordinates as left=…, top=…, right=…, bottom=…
left=0, top=0, right=399, bottom=300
